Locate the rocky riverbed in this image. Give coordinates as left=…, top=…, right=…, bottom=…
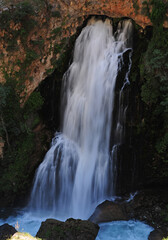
left=89, top=188, right=168, bottom=239
left=0, top=188, right=168, bottom=240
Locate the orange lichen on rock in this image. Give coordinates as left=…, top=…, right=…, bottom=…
left=0, top=0, right=167, bottom=100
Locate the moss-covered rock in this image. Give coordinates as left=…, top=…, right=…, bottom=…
left=36, top=218, right=99, bottom=240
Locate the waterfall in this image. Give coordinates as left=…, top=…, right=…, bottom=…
left=29, top=18, right=133, bottom=219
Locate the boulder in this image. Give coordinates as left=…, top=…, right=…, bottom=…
left=0, top=223, right=16, bottom=240
left=148, top=230, right=164, bottom=240
left=89, top=200, right=127, bottom=223
left=36, top=218, right=99, bottom=240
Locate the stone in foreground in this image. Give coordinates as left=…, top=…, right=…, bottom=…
left=0, top=223, right=16, bottom=240
left=148, top=230, right=164, bottom=240
left=36, top=218, right=99, bottom=240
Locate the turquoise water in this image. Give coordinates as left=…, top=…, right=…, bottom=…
left=96, top=220, right=153, bottom=240
left=0, top=209, right=153, bottom=239
left=0, top=209, right=51, bottom=236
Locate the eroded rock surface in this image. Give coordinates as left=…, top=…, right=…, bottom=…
left=0, top=0, right=167, bottom=100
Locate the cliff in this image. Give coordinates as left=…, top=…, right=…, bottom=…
left=0, top=0, right=167, bottom=100
left=0, top=0, right=168, bottom=207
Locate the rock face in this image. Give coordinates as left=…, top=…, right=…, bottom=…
left=0, top=0, right=167, bottom=101
left=36, top=218, right=99, bottom=240
left=0, top=223, right=17, bottom=240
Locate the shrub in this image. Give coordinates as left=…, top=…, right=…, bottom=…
left=0, top=75, right=43, bottom=204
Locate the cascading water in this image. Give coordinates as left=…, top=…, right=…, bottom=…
left=29, top=18, right=133, bottom=220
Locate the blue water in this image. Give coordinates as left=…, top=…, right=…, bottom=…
left=96, top=220, right=153, bottom=240
left=0, top=208, right=153, bottom=239
left=0, top=209, right=49, bottom=236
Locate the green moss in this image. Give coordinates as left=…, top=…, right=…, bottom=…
left=12, top=48, right=39, bottom=87
left=30, top=38, right=45, bottom=49
left=0, top=75, right=44, bottom=205
left=25, top=48, right=39, bottom=65
left=0, top=52, right=4, bottom=59
left=140, top=0, right=168, bottom=176
left=0, top=1, right=37, bottom=54
left=142, top=0, right=167, bottom=27
left=85, top=1, right=92, bottom=7
left=0, top=1, right=36, bottom=30
left=53, top=43, right=62, bottom=54
left=51, top=27, right=62, bottom=36
left=0, top=10, right=12, bottom=29
left=6, top=38, right=19, bottom=52
left=132, top=0, right=140, bottom=14
left=150, top=0, right=167, bottom=26
left=51, top=10, right=61, bottom=18
left=45, top=68, right=54, bottom=75
left=24, top=91, right=44, bottom=118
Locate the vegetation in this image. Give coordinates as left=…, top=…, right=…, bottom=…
left=0, top=0, right=71, bottom=204
left=132, top=0, right=140, bottom=13
left=0, top=0, right=167, bottom=207
left=0, top=1, right=38, bottom=57
left=0, top=0, right=63, bottom=89
left=0, top=0, right=50, bottom=10
left=140, top=0, right=168, bottom=176
left=0, top=75, right=43, bottom=204
left=0, top=1, right=36, bottom=30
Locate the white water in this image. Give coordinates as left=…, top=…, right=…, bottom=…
left=96, top=221, right=153, bottom=240
left=0, top=210, right=43, bottom=236
left=29, top=18, right=133, bottom=220
left=0, top=212, right=153, bottom=238
left=0, top=17, right=154, bottom=240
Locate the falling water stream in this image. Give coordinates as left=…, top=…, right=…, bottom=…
left=29, top=18, right=133, bottom=219
left=0, top=18, right=153, bottom=239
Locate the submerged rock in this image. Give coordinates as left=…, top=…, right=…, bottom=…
left=0, top=223, right=16, bottom=240
left=89, top=200, right=127, bottom=223
left=36, top=218, right=99, bottom=240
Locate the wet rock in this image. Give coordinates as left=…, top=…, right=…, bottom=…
left=88, top=188, right=168, bottom=237
left=89, top=200, right=127, bottom=223
left=36, top=218, right=99, bottom=240
left=124, top=189, right=168, bottom=233
left=0, top=223, right=16, bottom=240
left=148, top=230, right=164, bottom=240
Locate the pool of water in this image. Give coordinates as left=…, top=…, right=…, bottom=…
left=96, top=220, right=153, bottom=240
left=0, top=209, right=153, bottom=239
left=0, top=209, right=42, bottom=236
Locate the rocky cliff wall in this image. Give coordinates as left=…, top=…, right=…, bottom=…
left=0, top=0, right=167, bottom=100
